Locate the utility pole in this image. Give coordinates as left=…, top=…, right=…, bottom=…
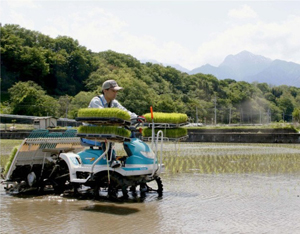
left=214, top=95, right=217, bottom=125
left=259, top=109, right=262, bottom=124
left=240, top=108, right=243, bottom=124
left=66, top=100, right=69, bottom=119
left=196, top=107, right=198, bottom=125
left=229, top=107, right=232, bottom=125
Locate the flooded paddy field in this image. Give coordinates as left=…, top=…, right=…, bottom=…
left=1, top=142, right=300, bottom=233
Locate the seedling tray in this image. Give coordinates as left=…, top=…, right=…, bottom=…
left=76, top=133, right=131, bottom=142
left=76, top=117, right=131, bottom=126
left=144, top=122, right=189, bottom=128
left=142, top=135, right=188, bottom=142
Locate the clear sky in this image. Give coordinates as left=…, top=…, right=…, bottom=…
left=1, top=0, right=300, bottom=70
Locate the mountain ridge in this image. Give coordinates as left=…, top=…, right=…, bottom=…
left=190, top=51, right=300, bottom=87
left=141, top=51, right=300, bottom=87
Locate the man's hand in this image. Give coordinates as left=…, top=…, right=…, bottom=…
left=137, top=116, right=146, bottom=123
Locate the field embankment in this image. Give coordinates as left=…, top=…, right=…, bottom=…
left=1, top=127, right=300, bottom=143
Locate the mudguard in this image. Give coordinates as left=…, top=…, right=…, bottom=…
left=59, top=152, right=83, bottom=182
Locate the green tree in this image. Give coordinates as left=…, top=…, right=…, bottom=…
left=58, top=95, right=73, bottom=118
left=1, top=25, right=97, bottom=96
left=2, top=24, right=300, bottom=124
left=54, top=36, right=80, bottom=54
left=68, top=91, right=95, bottom=118
left=154, top=94, right=177, bottom=113
left=292, top=108, right=300, bottom=122
left=117, top=76, right=158, bottom=115
left=227, top=81, right=255, bottom=105
left=277, top=93, right=294, bottom=121
left=8, top=81, right=59, bottom=116
left=40, top=95, right=60, bottom=117
left=18, top=46, right=50, bottom=83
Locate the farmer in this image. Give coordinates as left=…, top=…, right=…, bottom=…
left=88, top=79, right=144, bottom=168
left=88, top=79, right=138, bottom=119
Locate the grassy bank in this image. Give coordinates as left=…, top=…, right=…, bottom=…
left=1, top=122, right=299, bottom=132
left=0, top=124, right=34, bottom=131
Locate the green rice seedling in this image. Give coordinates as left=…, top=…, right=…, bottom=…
left=78, top=108, right=131, bottom=121
left=143, top=112, right=188, bottom=124
left=142, top=128, right=188, bottom=138
left=4, top=146, right=18, bottom=175
left=78, top=125, right=131, bottom=138
left=159, top=142, right=300, bottom=175
left=0, top=140, right=22, bottom=169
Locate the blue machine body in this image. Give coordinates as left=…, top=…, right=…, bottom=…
left=77, top=137, right=155, bottom=166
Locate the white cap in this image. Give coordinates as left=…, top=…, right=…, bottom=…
left=102, top=80, right=123, bottom=91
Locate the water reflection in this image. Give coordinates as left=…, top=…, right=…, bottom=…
left=1, top=143, right=300, bottom=233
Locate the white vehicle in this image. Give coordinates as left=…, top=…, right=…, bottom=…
left=3, top=117, right=165, bottom=199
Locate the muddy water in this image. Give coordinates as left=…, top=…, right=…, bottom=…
left=1, top=143, right=300, bottom=233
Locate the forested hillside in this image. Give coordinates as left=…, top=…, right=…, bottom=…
left=1, top=24, right=300, bottom=124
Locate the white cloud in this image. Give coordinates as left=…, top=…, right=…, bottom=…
left=2, top=1, right=300, bottom=70
left=8, top=10, right=35, bottom=29
left=108, top=12, right=300, bottom=69
left=1, top=0, right=37, bottom=31
left=254, top=15, right=300, bottom=62
left=228, top=5, right=258, bottom=19
left=6, top=0, right=38, bottom=8
left=39, top=7, right=195, bottom=68
left=42, top=7, right=128, bottom=49
left=126, top=39, right=193, bottom=68
left=194, top=15, right=300, bottom=67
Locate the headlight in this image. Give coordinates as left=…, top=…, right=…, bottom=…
left=140, top=151, right=155, bottom=159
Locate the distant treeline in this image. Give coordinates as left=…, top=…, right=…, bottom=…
left=1, top=24, right=300, bottom=124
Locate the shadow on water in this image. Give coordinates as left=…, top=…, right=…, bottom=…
left=81, top=204, right=140, bottom=215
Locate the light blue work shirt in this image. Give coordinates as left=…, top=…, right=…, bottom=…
left=88, top=94, right=137, bottom=119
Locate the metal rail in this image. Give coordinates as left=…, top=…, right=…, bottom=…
left=151, top=130, right=163, bottom=177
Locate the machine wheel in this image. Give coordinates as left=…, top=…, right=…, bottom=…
left=130, top=186, right=137, bottom=197
left=94, top=172, right=127, bottom=200
left=51, top=161, right=71, bottom=195
left=140, top=177, right=163, bottom=197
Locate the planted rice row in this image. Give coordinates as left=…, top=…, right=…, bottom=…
left=160, top=142, right=300, bottom=174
